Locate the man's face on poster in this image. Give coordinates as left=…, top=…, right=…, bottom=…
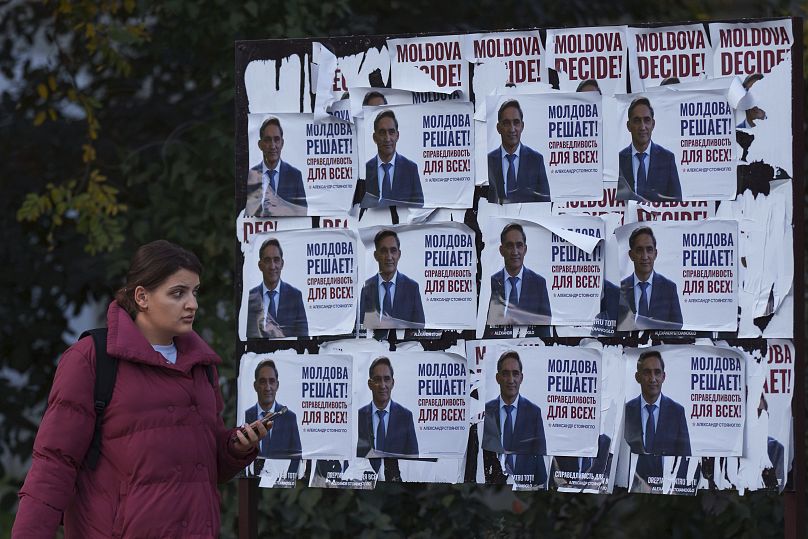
left=496, top=355, right=523, bottom=404
left=258, top=123, right=284, bottom=168
left=368, top=362, right=394, bottom=408
left=374, top=234, right=401, bottom=280
left=254, top=365, right=279, bottom=409
left=258, top=244, right=284, bottom=289
left=496, top=105, right=524, bottom=153
left=499, top=228, right=527, bottom=276
left=628, top=232, right=657, bottom=280
left=626, top=103, right=654, bottom=151
left=635, top=354, right=665, bottom=402
left=373, top=116, right=399, bottom=163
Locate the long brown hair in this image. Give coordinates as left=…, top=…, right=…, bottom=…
left=115, top=240, right=203, bottom=318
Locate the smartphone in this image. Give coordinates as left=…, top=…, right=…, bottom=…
left=232, top=406, right=287, bottom=441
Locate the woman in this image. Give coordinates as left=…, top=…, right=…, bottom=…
left=13, top=240, right=267, bottom=538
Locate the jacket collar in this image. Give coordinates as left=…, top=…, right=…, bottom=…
left=105, top=301, right=220, bottom=374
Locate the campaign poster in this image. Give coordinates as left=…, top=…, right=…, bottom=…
left=545, top=26, right=628, bottom=96
left=477, top=216, right=604, bottom=336
left=245, top=113, right=357, bottom=216
left=614, top=219, right=738, bottom=333
left=238, top=352, right=353, bottom=460
left=239, top=228, right=359, bottom=340
left=623, top=345, right=746, bottom=456
left=627, top=24, right=711, bottom=91
left=481, top=342, right=602, bottom=490
left=709, top=19, right=793, bottom=79
left=552, top=342, right=622, bottom=494
left=387, top=35, right=469, bottom=97
left=485, top=93, right=602, bottom=202
left=237, top=352, right=307, bottom=488
left=358, top=222, right=477, bottom=330
left=622, top=345, right=745, bottom=494
left=609, top=90, right=737, bottom=202
left=352, top=351, right=470, bottom=461
left=463, top=31, right=545, bottom=88
left=359, top=102, right=474, bottom=209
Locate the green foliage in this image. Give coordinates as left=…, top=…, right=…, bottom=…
left=1, top=0, right=802, bottom=538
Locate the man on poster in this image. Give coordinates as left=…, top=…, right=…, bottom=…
left=618, top=226, right=682, bottom=330
left=483, top=351, right=547, bottom=485
left=487, top=223, right=551, bottom=328
left=624, top=350, right=691, bottom=457
left=487, top=99, right=550, bottom=204
left=244, top=360, right=302, bottom=462
left=362, top=110, right=424, bottom=207
left=246, top=238, right=309, bottom=338
left=357, top=356, right=419, bottom=466
left=360, top=229, right=425, bottom=329
left=245, top=117, right=308, bottom=216
left=618, top=97, right=681, bottom=202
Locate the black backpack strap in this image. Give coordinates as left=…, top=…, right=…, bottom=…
left=79, top=328, right=118, bottom=470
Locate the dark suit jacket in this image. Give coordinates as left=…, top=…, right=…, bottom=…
left=487, top=144, right=550, bottom=203
left=362, top=154, right=424, bottom=207
left=764, top=436, right=785, bottom=489
left=617, top=142, right=682, bottom=202
left=482, top=396, right=547, bottom=485
left=487, top=267, right=552, bottom=326
left=356, top=401, right=419, bottom=457
left=245, top=161, right=307, bottom=216
left=360, top=272, right=425, bottom=329
left=246, top=282, right=309, bottom=338
left=554, top=434, right=612, bottom=477
left=619, top=272, right=683, bottom=330
left=245, top=402, right=302, bottom=460
left=624, top=394, right=691, bottom=456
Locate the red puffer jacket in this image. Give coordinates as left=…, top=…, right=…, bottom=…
left=13, top=302, right=256, bottom=538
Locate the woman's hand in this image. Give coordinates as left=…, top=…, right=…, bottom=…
left=232, top=419, right=270, bottom=454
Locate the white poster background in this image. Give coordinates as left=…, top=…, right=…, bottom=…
left=359, top=222, right=477, bottom=330
left=545, top=26, right=628, bottom=96
left=623, top=345, right=745, bottom=457
left=239, top=228, right=359, bottom=339
left=246, top=113, right=357, bottom=215
left=615, top=220, right=738, bottom=332
left=360, top=102, right=475, bottom=208
left=245, top=54, right=311, bottom=113
left=627, top=24, right=712, bottom=91
left=485, top=93, right=602, bottom=201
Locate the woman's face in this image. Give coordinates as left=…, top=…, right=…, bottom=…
left=135, top=269, right=200, bottom=345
